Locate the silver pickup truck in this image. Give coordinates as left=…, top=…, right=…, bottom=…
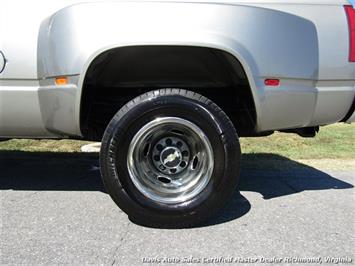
left=1, top=0, right=354, bottom=227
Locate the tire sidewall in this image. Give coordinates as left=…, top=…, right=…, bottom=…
left=100, top=92, right=240, bottom=224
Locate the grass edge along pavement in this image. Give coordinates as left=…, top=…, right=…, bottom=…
left=0, top=124, right=354, bottom=170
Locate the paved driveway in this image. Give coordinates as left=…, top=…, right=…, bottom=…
left=1, top=152, right=354, bottom=265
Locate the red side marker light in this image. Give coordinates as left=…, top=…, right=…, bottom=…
left=264, top=79, right=280, bottom=86
left=345, top=5, right=355, bottom=62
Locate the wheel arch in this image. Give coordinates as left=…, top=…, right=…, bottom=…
left=77, top=44, right=260, bottom=140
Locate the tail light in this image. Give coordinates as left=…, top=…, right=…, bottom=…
left=345, top=5, right=355, bottom=62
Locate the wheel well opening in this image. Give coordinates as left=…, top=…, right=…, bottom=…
left=80, top=46, right=257, bottom=141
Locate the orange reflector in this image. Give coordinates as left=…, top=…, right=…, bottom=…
left=265, top=79, right=280, bottom=86
left=55, top=77, right=68, bottom=85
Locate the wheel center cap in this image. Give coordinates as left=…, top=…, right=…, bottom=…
left=160, top=147, right=182, bottom=168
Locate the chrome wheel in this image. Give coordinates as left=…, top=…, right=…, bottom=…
left=127, top=117, right=214, bottom=204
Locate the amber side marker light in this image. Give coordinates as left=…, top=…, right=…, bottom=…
left=264, top=79, right=280, bottom=86
left=345, top=5, right=355, bottom=62
left=55, top=77, right=68, bottom=85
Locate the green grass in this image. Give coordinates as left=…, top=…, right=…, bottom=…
left=240, top=124, right=355, bottom=160
left=0, top=124, right=354, bottom=160
left=0, top=139, right=91, bottom=153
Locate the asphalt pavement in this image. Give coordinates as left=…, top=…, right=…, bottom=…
left=1, top=151, right=354, bottom=265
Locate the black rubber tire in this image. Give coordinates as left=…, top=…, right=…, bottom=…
left=100, top=89, right=241, bottom=228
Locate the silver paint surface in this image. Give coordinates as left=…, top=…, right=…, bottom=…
left=0, top=0, right=354, bottom=137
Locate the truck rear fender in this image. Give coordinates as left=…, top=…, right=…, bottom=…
left=37, top=2, right=318, bottom=136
